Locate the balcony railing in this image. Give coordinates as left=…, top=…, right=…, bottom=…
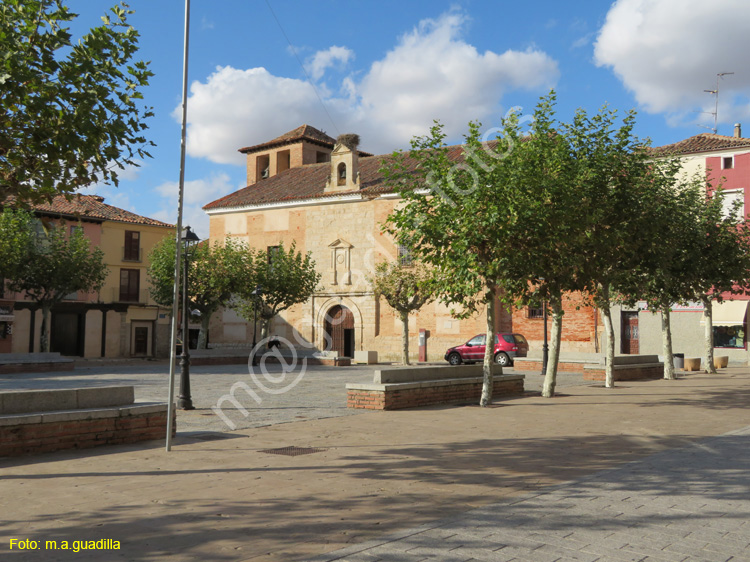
left=122, top=246, right=143, bottom=262
left=105, top=288, right=151, bottom=304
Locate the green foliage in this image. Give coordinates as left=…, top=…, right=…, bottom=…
left=0, top=208, right=36, bottom=286
left=0, top=0, right=154, bottom=203
left=148, top=236, right=247, bottom=313
left=3, top=218, right=107, bottom=351
left=370, top=261, right=433, bottom=316
left=236, top=242, right=321, bottom=331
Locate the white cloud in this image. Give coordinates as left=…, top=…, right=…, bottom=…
left=305, top=46, right=354, bottom=81
left=180, top=10, right=559, bottom=164
left=594, top=0, right=750, bottom=127
left=153, top=172, right=235, bottom=235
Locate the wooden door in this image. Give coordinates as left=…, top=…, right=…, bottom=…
left=325, top=305, right=355, bottom=357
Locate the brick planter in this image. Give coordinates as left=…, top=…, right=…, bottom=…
left=0, top=386, right=172, bottom=457
left=346, top=365, right=525, bottom=410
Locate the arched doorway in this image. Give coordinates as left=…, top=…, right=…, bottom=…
left=325, top=305, right=355, bottom=357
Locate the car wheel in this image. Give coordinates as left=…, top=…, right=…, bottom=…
left=494, top=352, right=510, bottom=366
left=448, top=352, right=462, bottom=365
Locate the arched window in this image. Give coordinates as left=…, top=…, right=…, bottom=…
left=337, top=162, right=347, bottom=186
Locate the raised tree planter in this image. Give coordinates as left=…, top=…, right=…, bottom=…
left=713, top=356, right=729, bottom=369
left=513, top=357, right=598, bottom=373
left=583, top=355, right=664, bottom=382
left=0, top=352, right=74, bottom=375
left=346, top=365, right=525, bottom=410
left=684, top=357, right=702, bottom=371
left=0, top=386, right=172, bottom=457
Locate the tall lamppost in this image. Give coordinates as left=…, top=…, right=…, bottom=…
left=541, top=298, right=549, bottom=376
left=539, top=278, right=549, bottom=376
left=250, top=284, right=263, bottom=366
left=177, top=226, right=200, bottom=410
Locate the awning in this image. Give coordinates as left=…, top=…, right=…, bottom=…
left=702, top=300, right=749, bottom=326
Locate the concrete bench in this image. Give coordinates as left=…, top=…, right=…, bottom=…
left=0, top=352, right=74, bottom=374
left=0, top=386, right=172, bottom=457
left=583, top=355, right=664, bottom=382
left=346, top=365, right=525, bottom=410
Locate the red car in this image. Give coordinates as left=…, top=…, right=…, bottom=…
left=444, top=333, right=529, bottom=367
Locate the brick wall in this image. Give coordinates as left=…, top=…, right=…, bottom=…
left=347, top=378, right=524, bottom=410
left=0, top=410, right=174, bottom=457
left=583, top=365, right=663, bottom=382
left=512, top=292, right=599, bottom=354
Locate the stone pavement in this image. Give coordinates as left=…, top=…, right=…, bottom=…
left=1, top=365, right=749, bottom=561
left=310, top=426, right=750, bottom=562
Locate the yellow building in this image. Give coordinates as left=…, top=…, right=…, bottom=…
left=4, top=195, right=174, bottom=358
left=204, top=126, right=510, bottom=362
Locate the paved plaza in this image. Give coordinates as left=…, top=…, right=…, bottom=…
left=1, top=361, right=749, bottom=561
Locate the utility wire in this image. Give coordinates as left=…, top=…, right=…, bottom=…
left=264, top=0, right=340, bottom=136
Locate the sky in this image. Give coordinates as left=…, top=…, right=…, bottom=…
left=65, top=0, right=750, bottom=236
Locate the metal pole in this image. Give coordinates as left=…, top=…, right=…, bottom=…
left=166, top=0, right=191, bottom=451
left=541, top=299, right=549, bottom=376
left=251, top=301, right=258, bottom=366
left=177, top=243, right=194, bottom=410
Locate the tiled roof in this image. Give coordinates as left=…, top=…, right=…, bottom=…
left=204, top=144, right=469, bottom=211
left=651, top=133, right=750, bottom=156
left=4, top=194, right=173, bottom=227
left=238, top=124, right=337, bottom=154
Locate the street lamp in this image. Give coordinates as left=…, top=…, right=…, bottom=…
left=177, top=225, right=200, bottom=410
left=539, top=278, right=549, bottom=376
left=250, top=284, right=263, bottom=366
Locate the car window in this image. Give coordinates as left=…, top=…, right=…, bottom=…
left=513, top=334, right=528, bottom=344
left=467, top=335, right=485, bottom=346
left=501, top=334, right=514, bottom=344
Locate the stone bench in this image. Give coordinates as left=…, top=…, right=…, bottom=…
left=583, top=355, right=664, bottom=382
left=0, top=386, right=172, bottom=457
left=0, top=352, right=74, bottom=374
left=346, top=365, right=525, bottom=410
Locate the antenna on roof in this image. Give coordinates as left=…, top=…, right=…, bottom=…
left=700, top=72, right=734, bottom=134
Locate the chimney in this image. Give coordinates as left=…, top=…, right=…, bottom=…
left=734, top=123, right=742, bottom=138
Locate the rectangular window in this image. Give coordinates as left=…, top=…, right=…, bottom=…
left=397, top=245, right=412, bottom=266
left=723, top=156, right=734, bottom=169
left=119, top=269, right=140, bottom=302
left=721, top=190, right=745, bottom=219
left=713, top=324, right=745, bottom=349
left=528, top=306, right=544, bottom=319
left=267, top=245, right=280, bottom=265
left=124, top=231, right=140, bottom=261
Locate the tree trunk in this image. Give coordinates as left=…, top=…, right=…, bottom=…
left=40, top=302, right=52, bottom=353
left=261, top=317, right=270, bottom=342
left=480, top=291, right=496, bottom=407
left=601, top=305, right=616, bottom=388
left=400, top=311, right=410, bottom=365
left=661, top=305, right=675, bottom=380
left=542, top=298, right=563, bottom=397
left=198, top=313, right=210, bottom=349
left=703, top=297, right=716, bottom=374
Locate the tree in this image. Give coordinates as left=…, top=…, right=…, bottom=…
left=0, top=1, right=153, bottom=203
left=687, top=186, right=750, bottom=373
left=5, top=221, right=107, bottom=352
left=370, top=260, right=433, bottom=365
left=0, top=208, right=36, bottom=286
left=147, top=237, right=247, bottom=349
left=636, top=172, right=706, bottom=380
left=236, top=242, right=321, bottom=343
left=384, top=117, right=531, bottom=406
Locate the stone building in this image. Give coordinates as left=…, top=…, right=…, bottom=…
left=204, top=125, right=599, bottom=361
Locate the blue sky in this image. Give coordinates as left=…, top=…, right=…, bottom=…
left=66, top=0, right=750, bottom=236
